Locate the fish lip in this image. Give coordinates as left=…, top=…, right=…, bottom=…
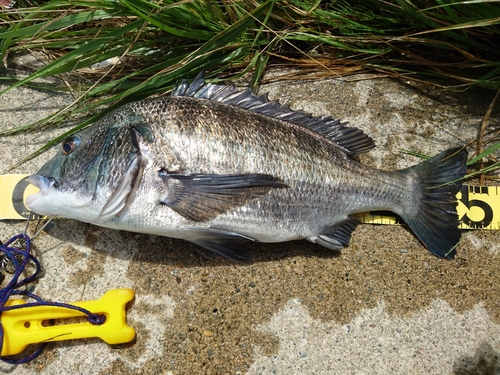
left=28, top=174, right=57, bottom=196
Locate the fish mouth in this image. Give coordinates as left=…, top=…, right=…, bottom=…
left=26, top=173, right=95, bottom=219
left=28, top=174, right=58, bottom=196
left=25, top=174, right=58, bottom=212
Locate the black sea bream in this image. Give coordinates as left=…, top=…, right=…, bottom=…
left=26, top=73, right=467, bottom=261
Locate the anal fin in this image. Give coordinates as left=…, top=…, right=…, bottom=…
left=308, top=218, right=359, bottom=250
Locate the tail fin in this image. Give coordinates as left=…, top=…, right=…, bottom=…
left=401, top=148, right=467, bottom=259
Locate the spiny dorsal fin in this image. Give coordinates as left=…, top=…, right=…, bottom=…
left=172, top=72, right=375, bottom=156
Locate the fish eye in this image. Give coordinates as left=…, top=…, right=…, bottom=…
left=61, top=136, right=81, bottom=155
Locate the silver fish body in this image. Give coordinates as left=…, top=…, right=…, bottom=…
left=27, top=73, right=467, bottom=261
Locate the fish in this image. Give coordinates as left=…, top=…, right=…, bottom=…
left=26, top=72, right=467, bottom=261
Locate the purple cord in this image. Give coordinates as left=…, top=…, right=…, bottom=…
left=0, top=234, right=105, bottom=364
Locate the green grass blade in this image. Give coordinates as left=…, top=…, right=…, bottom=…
left=0, top=9, right=116, bottom=40
left=468, top=142, right=500, bottom=165
left=0, top=18, right=144, bottom=95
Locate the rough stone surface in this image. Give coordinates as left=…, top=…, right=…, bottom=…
left=0, top=70, right=499, bottom=375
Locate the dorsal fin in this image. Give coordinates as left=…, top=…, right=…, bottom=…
left=172, top=72, right=375, bottom=156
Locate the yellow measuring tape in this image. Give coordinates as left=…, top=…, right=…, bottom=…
left=0, top=174, right=498, bottom=229
left=0, top=175, right=41, bottom=220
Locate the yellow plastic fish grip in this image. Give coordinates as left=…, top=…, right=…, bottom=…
left=1, top=288, right=135, bottom=356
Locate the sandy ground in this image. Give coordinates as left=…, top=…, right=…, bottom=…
left=0, top=66, right=499, bottom=374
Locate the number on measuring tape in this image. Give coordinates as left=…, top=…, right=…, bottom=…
left=457, top=185, right=498, bottom=230
left=458, top=185, right=493, bottom=228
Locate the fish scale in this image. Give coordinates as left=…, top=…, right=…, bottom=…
left=26, top=72, right=467, bottom=261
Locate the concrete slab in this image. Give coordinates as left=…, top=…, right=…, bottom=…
left=0, top=70, right=499, bottom=374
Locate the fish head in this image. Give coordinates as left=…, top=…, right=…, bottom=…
left=26, top=111, right=152, bottom=223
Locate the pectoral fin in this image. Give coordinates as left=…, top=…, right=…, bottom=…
left=159, top=171, right=287, bottom=222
